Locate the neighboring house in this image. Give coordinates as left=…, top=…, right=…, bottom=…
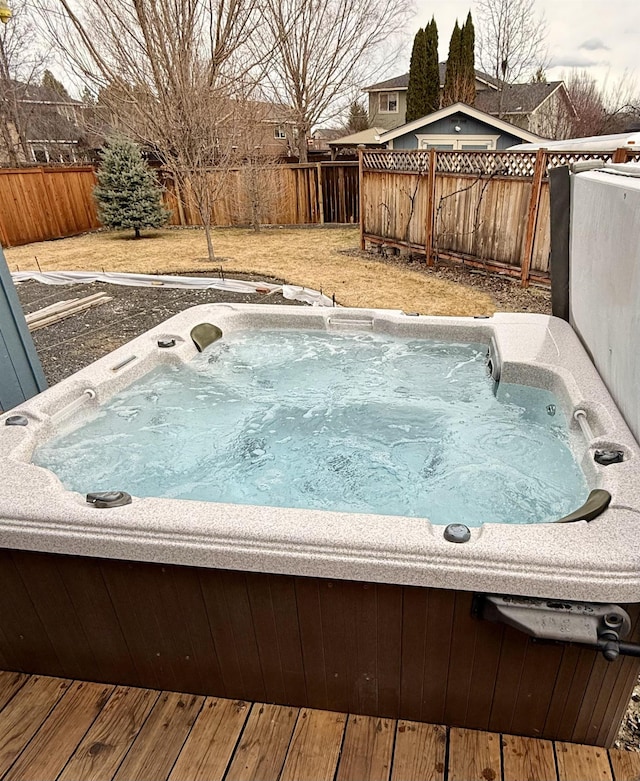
left=364, top=64, right=500, bottom=131
left=364, top=65, right=574, bottom=139
left=377, top=102, right=544, bottom=150
left=0, top=81, right=94, bottom=164
left=309, top=128, right=344, bottom=152
left=474, top=82, right=575, bottom=139
left=246, top=101, right=297, bottom=158
left=327, top=127, right=386, bottom=158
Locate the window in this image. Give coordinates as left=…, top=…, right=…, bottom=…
left=416, top=135, right=498, bottom=151
left=379, top=92, right=398, bottom=113
left=274, top=125, right=287, bottom=139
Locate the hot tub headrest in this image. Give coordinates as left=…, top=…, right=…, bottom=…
left=191, top=323, right=223, bottom=352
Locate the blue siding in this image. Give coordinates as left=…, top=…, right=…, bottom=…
left=390, top=113, right=523, bottom=149
left=0, top=247, right=47, bottom=411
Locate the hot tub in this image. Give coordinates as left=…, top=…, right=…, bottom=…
left=1, top=304, right=639, bottom=746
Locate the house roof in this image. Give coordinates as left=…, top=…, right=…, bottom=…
left=474, top=82, right=568, bottom=115
left=378, top=102, right=546, bottom=144
left=328, top=127, right=387, bottom=146
left=364, top=64, right=500, bottom=93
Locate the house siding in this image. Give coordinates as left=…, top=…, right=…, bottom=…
left=390, top=115, right=522, bottom=149
left=368, top=91, right=407, bottom=130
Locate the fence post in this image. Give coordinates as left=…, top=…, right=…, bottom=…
left=520, top=148, right=547, bottom=287
left=358, top=150, right=365, bottom=250
left=425, top=148, right=437, bottom=266
left=612, top=147, right=630, bottom=163
left=316, top=163, right=325, bottom=224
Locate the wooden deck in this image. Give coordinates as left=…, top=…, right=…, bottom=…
left=0, top=670, right=638, bottom=781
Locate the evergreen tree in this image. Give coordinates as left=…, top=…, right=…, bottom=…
left=442, top=21, right=462, bottom=106
left=424, top=18, right=440, bottom=113
left=94, top=137, right=171, bottom=239
left=460, top=12, right=476, bottom=104
left=406, top=28, right=427, bottom=122
left=345, top=100, right=369, bottom=133
left=41, top=70, right=71, bottom=100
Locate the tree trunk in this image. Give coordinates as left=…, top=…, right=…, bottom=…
left=203, top=219, right=215, bottom=263
left=134, top=227, right=141, bottom=238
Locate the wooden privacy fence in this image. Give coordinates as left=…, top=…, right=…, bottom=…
left=359, top=147, right=640, bottom=286
left=162, top=162, right=359, bottom=228
left=0, top=166, right=100, bottom=248
left=0, top=162, right=359, bottom=248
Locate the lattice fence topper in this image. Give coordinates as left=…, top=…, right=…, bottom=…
left=363, top=149, right=640, bottom=178
left=362, top=151, right=431, bottom=173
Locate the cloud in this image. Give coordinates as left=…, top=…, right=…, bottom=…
left=579, top=38, right=611, bottom=51
left=549, top=54, right=604, bottom=68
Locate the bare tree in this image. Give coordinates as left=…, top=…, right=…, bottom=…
left=564, top=69, right=640, bottom=137
left=37, top=0, right=264, bottom=262
left=0, top=0, right=48, bottom=164
left=256, top=0, right=410, bottom=162
left=477, top=0, right=548, bottom=114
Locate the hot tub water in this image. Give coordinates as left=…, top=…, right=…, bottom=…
left=34, top=329, right=588, bottom=525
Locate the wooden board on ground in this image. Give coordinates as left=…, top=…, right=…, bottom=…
left=225, top=703, right=299, bottom=781
left=7, top=680, right=113, bottom=781
left=336, top=714, right=395, bottom=781
left=447, top=727, right=502, bottom=781
left=609, top=749, right=640, bottom=781
left=279, top=708, right=347, bottom=781
left=59, top=686, right=160, bottom=781
left=556, top=742, right=613, bottom=781
left=169, top=697, right=250, bottom=781
left=502, top=734, right=557, bottom=781
left=0, top=676, right=71, bottom=777
left=113, top=691, right=204, bottom=781
left=390, top=721, right=446, bottom=781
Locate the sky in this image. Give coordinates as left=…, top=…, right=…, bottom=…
left=409, top=0, right=639, bottom=92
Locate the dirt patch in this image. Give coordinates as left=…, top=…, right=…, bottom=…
left=16, top=272, right=302, bottom=385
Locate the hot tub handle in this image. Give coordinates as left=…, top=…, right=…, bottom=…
left=475, top=595, right=640, bottom=662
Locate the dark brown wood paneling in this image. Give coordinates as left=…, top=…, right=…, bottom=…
left=0, top=547, right=637, bottom=747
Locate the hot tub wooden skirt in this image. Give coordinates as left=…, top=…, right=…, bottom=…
left=0, top=547, right=636, bottom=747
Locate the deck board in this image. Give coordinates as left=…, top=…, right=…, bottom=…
left=0, top=670, right=634, bottom=781
left=169, top=697, right=250, bottom=781
left=113, top=691, right=204, bottom=781
left=5, top=680, right=113, bottom=781
left=447, top=727, right=502, bottom=781
left=610, top=749, right=640, bottom=781
left=279, top=708, right=347, bottom=781
left=0, top=675, right=71, bottom=778
left=390, top=721, right=446, bottom=781
left=225, top=703, right=299, bottom=781
left=335, top=714, right=395, bottom=781
left=556, top=742, right=613, bottom=781
left=502, top=734, right=557, bottom=781
left=58, top=686, right=160, bottom=781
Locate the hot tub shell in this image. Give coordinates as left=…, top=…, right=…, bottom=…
left=1, top=304, right=639, bottom=746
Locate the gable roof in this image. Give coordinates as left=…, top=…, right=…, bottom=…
left=364, top=64, right=500, bottom=93
left=378, top=102, right=546, bottom=144
left=327, top=127, right=387, bottom=146
left=474, top=82, right=569, bottom=115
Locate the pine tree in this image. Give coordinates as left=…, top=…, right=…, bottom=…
left=406, top=28, right=428, bottom=122
left=94, top=137, right=171, bottom=239
left=345, top=100, right=369, bottom=133
left=41, top=70, right=71, bottom=100
left=442, top=21, right=462, bottom=107
left=460, top=12, right=476, bottom=105
left=424, top=18, right=440, bottom=113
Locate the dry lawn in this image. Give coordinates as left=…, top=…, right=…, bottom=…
left=5, top=226, right=495, bottom=315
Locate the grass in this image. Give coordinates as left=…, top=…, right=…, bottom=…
left=5, top=226, right=496, bottom=316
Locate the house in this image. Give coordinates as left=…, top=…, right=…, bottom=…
left=377, top=102, right=544, bottom=151
left=364, top=64, right=500, bottom=131
left=364, top=64, right=574, bottom=139
left=327, top=127, right=387, bottom=158
left=0, top=81, right=95, bottom=165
